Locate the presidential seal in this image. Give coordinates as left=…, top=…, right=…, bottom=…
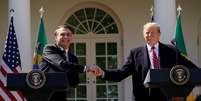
left=169, top=65, right=190, bottom=86
left=26, top=69, right=46, bottom=89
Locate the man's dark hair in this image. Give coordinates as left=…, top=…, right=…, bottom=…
left=54, top=24, right=74, bottom=36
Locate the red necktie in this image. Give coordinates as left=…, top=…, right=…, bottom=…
left=152, top=47, right=160, bottom=69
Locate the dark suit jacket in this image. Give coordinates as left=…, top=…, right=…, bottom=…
left=40, top=44, right=85, bottom=87
left=103, top=42, right=198, bottom=101
left=39, top=44, right=85, bottom=101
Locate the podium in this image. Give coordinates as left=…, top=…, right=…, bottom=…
left=7, top=70, right=69, bottom=101
left=144, top=66, right=201, bottom=101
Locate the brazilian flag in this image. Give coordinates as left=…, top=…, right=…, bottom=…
left=174, top=10, right=195, bottom=101
left=173, top=13, right=187, bottom=57
left=33, top=16, right=47, bottom=69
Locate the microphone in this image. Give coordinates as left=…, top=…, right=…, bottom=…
left=39, top=57, right=49, bottom=72
left=171, top=39, right=176, bottom=46
left=170, top=39, right=178, bottom=65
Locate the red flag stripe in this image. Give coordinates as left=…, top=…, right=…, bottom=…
left=1, top=61, right=14, bottom=74
left=0, top=87, right=10, bottom=101
left=1, top=63, right=25, bottom=101
left=1, top=66, right=25, bottom=100
left=0, top=93, right=5, bottom=101
left=1, top=61, right=20, bottom=74
left=15, top=66, right=22, bottom=73
left=0, top=80, right=17, bottom=101
left=0, top=66, right=7, bottom=77
left=0, top=80, right=25, bottom=101
left=0, top=67, right=25, bottom=101
left=16, top=91, right=26, bottom=101
left=11, top=91, right=24, bottom=101
left=11, top=67, right=18, bottom=73
left=0, top=68, right=6, bottom=85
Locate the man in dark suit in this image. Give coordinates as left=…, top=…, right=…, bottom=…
left=39, top=25, right=87, bottom=101
left=91, top=22, right=198, bottom=101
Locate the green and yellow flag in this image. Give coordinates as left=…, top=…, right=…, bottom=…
left=173, top=8, right=194, bottom=101
left=173, top=7, right=197, bottom=101
left=33, top=15, right=47, bottom=69
left=173, top=13, right=187, bottom=57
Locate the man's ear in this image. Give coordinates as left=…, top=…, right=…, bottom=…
left=54, top=36, right=57, bottom=42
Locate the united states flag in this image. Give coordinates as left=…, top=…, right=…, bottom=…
left=0, top=16, right=26, bottom=101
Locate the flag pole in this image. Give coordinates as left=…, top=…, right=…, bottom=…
left=34, top=7, right=45, bottom=69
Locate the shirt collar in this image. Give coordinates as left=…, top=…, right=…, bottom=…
left=57, top=44, right=69, bottom=53
left=147, top=43, right=159, bottom=52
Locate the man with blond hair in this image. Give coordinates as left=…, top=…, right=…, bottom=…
left=91, top=22, right=198, bottom=101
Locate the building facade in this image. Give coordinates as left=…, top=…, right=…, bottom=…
left=0, top=0, right=201, bottom=101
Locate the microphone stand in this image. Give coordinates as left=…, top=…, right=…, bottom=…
left=171, top=39, right=179, bottom=65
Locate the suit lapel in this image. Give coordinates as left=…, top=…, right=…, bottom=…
left=68, top=52, right=76, bottom=63
left=68, top=53, right=72, bottom=62
left=55, top=43, right=75, bottom=63
left=142, top=46, right=150, bottom=74
left=158, top=43, right=164, bottom=68
left=55, top=44, right=67, bottom=60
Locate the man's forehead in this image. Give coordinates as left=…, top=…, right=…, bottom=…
left=57, top=28, right=72, bottom=33
left=145, top=25, right=157, bottom=29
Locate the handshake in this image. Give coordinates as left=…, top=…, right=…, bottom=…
left=85, top=65, right=104, bottom=76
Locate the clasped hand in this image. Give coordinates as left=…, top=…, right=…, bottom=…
left=86, top=64, right=103, bottom=76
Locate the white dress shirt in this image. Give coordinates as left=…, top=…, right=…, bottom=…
left=147, top=43, right=160, bottom=69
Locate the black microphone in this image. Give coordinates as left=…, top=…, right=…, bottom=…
left=170, top=39, right=178, bottom=65
left=171, top=39, right=176, bottom=46
left=39, top=57, right=49, bottom=72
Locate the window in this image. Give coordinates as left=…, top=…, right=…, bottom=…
left=66, top=8, right=118, bottom=34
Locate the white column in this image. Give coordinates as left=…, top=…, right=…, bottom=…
left=154, top=0, right=176, bottom=44
left=9, top=0, right=32, bottom=72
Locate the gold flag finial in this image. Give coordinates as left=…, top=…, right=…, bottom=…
left=150, top=6, right=154, bottom=16
left=39, top=7, right=45, bottom=17
left=177, top=5, right=182, bottom=15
